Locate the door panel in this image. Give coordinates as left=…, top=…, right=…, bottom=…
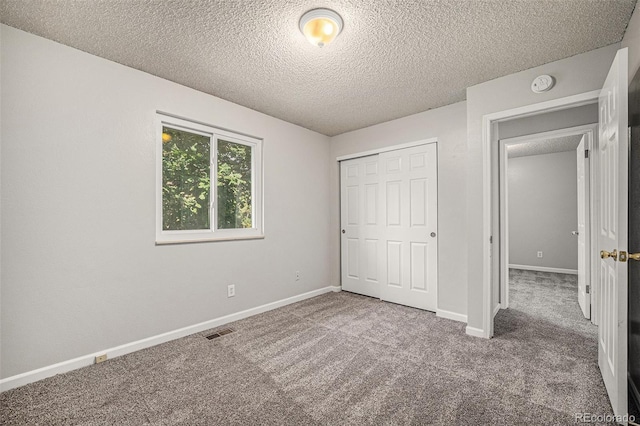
left=341, top=155, right=381, bottom=297
left=365, top=184, right=378, bottom=224
left=347, top=238, right=359, bottom=278
left=598, top=47, right=628, bottom=418
left=380, top=143, right=438, bottom=311
left=410, top=179, right=428, bottom=226
left=410, top=242, right=428, bottom=291
left=386, top=181, right=402, bottom=226
left=387, top=241, right=402, bottom=287
left=365, top=239, right=378, bottom=281
left=347, top=186, right=359, bottom=225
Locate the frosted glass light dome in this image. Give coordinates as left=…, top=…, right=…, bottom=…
left=299, top=8, right=343, bottom=48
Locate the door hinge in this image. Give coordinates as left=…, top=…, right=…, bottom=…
left=586, top=285, right=590, bottom=294
left=489, top=236, right=493, bottom=244
left=585, top=149, right=589, bottom=158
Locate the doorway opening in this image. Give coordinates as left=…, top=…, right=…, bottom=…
left=480, top=47, right=630, bottom=419
left=478, top=89, right=601, bottom=338
left=497, top=124, right=598, bottom=324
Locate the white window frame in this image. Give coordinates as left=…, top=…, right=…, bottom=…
left=156, top=114, right=263, bottom=244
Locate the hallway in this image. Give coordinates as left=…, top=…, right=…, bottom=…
left=493, top=269, right=609, bottom=420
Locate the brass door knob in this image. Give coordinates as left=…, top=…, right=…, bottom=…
left=630, top=253, right=640, bottom=261
left=601, top=249, right=618, bottom=261
left=620, top=251, right=640, bottom=262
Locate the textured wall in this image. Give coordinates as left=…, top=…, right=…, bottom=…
left=0, top=25, right=332, bottom=378
left=508, top=151, right=578, bottom=270
left=465, top=43, right=620, bottom=332
left=330, top=101, right=468, bottom=317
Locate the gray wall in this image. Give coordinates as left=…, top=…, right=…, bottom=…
left=508, top=151, right=578, bottom=270
left=465, top=43, right=620, bottom=332
left=498, top=103, right=598, bottom=140
left=330, top=101, right=468, bottom=318
left=1, top=25, right=333, bottom=378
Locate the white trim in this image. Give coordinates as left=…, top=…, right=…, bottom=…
left=336, top=137, right=438, bottom=161
left=0, top=286, right=341, bottom=392
left=436, top=309, right=467, bottom=323
left=481, top=89, right=600, bottom=339
left=156, top=234, right=265, bottom=245
left=499, top=139, right=510, bottom=310
left=493, top=303, right=501, bottom=318
left=482, top=117, right=493, bottom=339
left=589, top=125, right=600, bottom=326
left=465, top=326, right=486, bottom=338
left=499, top=124, right=598, bottom=146
left=509, top=264, right=578, bottom=275
left=156, top=110, right=263, bottom=141
left=483, top=90, right=601, bottom=124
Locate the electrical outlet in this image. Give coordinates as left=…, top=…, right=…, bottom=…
left=295, top=271, right=300, bottom=281
left=95, top=354, right=107, bottom=364
left=227, top=284, right=235, bottom=298
left=537, top=251, right=543, bottom=258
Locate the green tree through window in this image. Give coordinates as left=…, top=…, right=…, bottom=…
left=162, top=127, right=210, bottom=230
left=157, top=116, right=262, bottom=243
left=217, top=140, right=252, bottom=229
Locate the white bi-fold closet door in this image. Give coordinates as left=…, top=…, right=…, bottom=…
left=340, top=143, right=438, bottom=311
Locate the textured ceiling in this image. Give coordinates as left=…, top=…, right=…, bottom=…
left=0, top=1, right=636, bottom=136
left=507, top=134, right=584, bottom=158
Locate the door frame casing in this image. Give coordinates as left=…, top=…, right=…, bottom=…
left=473, top=89, right=601, bottom=339
left=498, top=124, right=598, bottom=317
left=336, top=137, right=438, bottom=162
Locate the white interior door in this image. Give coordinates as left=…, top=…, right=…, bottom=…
left=379, top=143, right=438, bottom=311
left=340, top=155, right=381, bottom=298
left=598, top=47, right=628, bottom=418
left=577, top=135, right=590, bottom=319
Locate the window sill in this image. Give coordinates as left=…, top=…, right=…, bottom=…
left=155, top=234, right=265, bottom=245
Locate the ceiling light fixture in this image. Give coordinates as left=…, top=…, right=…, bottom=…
left=299, top=8, right=343, bottom=48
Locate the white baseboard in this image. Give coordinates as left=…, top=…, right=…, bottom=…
left=436, top=309, right=467, bottom=323
left=509, top=264, right=578, bottom=275
left=0, top=285, right=341, bottom=392
left=493, top=303, right=501, bottom=318
left=465, top=326, right=487, bottom=338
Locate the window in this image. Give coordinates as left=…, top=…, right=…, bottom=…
left=156, top=114, right=263, bottom=244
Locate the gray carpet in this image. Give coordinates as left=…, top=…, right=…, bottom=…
left=1, top=269, right=613, bottom=425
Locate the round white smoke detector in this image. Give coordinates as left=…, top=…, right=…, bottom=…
left=531, top=75, right=555, bottom=93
